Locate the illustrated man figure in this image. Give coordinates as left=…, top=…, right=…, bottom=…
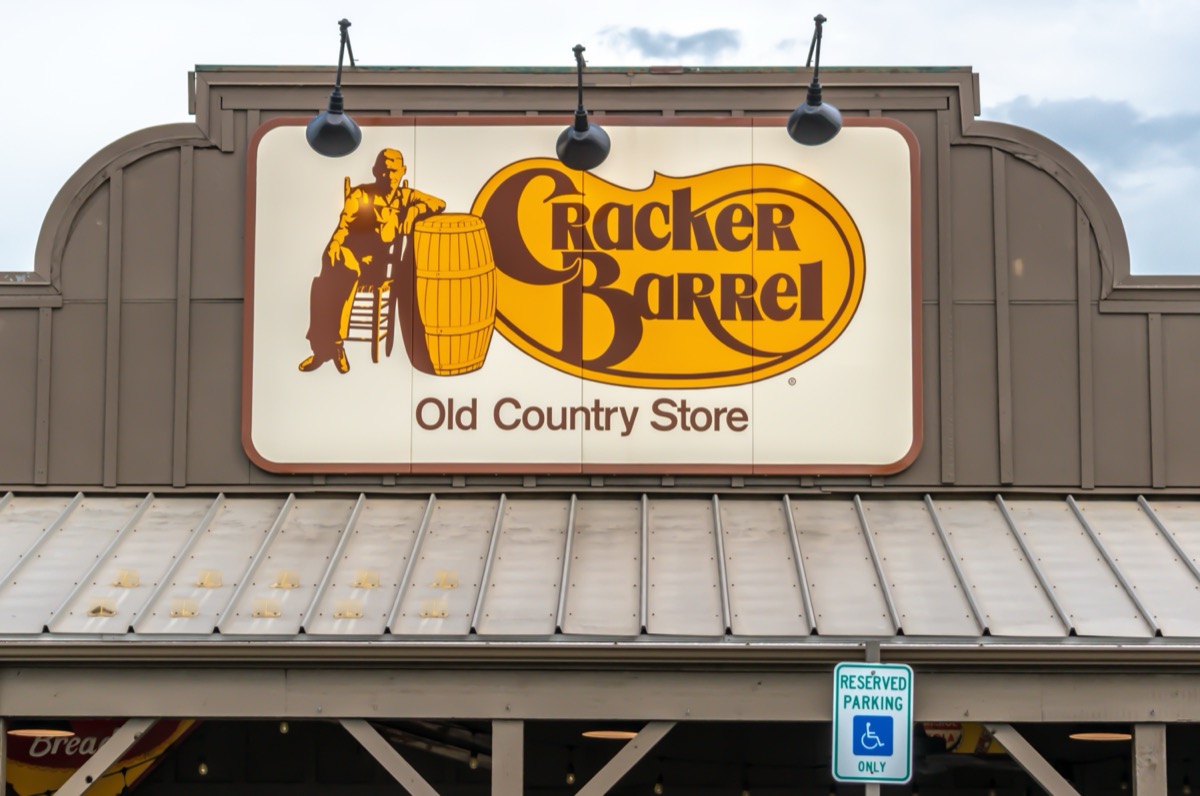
left=299, top=147, right=445, bottom=373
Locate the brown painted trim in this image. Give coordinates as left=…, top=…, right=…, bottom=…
left=1098, top=299, right=1200, bottom=314
left=0, top=292, right=62, bottom=308
left=992, top=150, right=1014, bottom=485
left=1076, top=206, right=1096, bottom=489
left=34, top=307, right=52, bottom=485
left=35, top=124, right=213, bottom=289
left=103, top=170, right=124, bottom=488
left=1148, top=313, right=1166, bottom=488
left=242, top=116, right=923, bottom=477
left=173, top=146, right=196, bottom=488
left=937, top=109, right=955, bottom=484
left=219, top=108, right=235, bottom=154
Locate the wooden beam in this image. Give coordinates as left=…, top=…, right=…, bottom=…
left=1133, top=723, right=1167, bottom=796
left=54, top=718, right=156, bottom=796
left=985, top=723, right=1079, bottom=796
left=341, top=719, right=440, bottom=796
left=4, top=669, right=1200, bottom=723
left=575, top=722, right=674, bottom=796
left=492, top=720, right=523, bottom=796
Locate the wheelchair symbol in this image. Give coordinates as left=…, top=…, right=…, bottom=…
left=852, top=715, right=893, bottom=756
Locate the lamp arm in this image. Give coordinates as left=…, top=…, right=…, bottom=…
left=335, top=18, right=355, bottom=89
left=805, top=14, right=826, bottom=80
left=572, top=44, right=589, bottom=131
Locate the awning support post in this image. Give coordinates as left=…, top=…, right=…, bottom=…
left=575, top=721, right=675, bottom=796
left=491, top=720, right=523, bottom=795
left=1133, top=723, right=1167, bottom=796
left=985, top=723, right=1081, bottom=796
left=1, top=718, right=7, bottom=796
left=55, top=718, right=157, bottom=796
left=341, top=719, right=441, bottom=796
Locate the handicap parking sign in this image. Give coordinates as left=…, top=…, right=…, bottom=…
left=833, top=662, right=913, bottom=783
left=852, top=715, right=893, bottom=756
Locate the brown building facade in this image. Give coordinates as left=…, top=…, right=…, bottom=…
left=1, top=64, right=1199, bottom=795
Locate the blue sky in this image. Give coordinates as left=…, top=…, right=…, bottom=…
left=2, top=0, right=1198, bottom=274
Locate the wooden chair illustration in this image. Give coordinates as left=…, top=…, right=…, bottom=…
left=344, top=280, right=393, bottom=363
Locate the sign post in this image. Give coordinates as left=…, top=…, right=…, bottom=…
left=833, top=662, right=914, bottom=784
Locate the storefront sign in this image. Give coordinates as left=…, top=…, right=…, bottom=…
left=244, top=117, right=920, bottom=474
left=5, top=720, right=194, bottom=796
left=833, top=662, right=914, bottom=783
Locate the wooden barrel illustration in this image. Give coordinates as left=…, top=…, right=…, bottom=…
left=412, top=213, right=497, bottom=375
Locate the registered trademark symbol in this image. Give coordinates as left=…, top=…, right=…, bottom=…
left=788, top=378, right=796, bottom=386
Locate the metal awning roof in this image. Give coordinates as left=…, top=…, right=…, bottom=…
left=1, top=491, right=1199, bottom=645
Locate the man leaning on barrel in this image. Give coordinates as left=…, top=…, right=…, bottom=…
left=299, top=147, right=446, bottom=374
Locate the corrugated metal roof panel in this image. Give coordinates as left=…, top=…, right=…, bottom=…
left=218, top=497, right=351, bottom=635
left=1005, top=499, right=1152, bottom=638
left=1, top=492, right=1199, bottom=645
left=1074, top=499, right=1200, bottom=637
left=930, top=499, right=1063, bottom=637
left=133, top=497, right=285, bottom=634
left=719, top=498, right=808, bottom=636
left=560, top=499, right=641, bottom=636
left=0, top=495, right=140, bottom=634
left=791, top=499, right=893, bottom=637
left=0, top=494, right=75, bottom=586
left=858, top=499, right=979, bottom=637
left=474, top=498, right=569, bottom=636
left=390, top=497, right=499, bottom=635
left=645, top=499, right=724, bottom=636
left=49, top=497, right=213, bottom=634
left=304, top=496, right=427, bottom=636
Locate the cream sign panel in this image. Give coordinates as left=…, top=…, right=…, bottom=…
left=243, top=117, right=921, bottom=474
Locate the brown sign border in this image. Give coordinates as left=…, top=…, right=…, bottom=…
left=242, top=116, right=922, bottom=476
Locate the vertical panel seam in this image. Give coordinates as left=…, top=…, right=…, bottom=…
left=103, top=170, right=124, bottom=488
left=1066, top=496, right=1160, bottom=637
left=34, top=306, right=53, bottom=484
left=1076, top=206, right=1096, bottom=488
left=386, top=494, right=437, bottom=633
left=853, top=495, right=902, bottom=635
left=554, top=495, right=577, bottom=633
left=711, top=495, right=732, bottom=635
left=1138, top=496, right=1200, bottom=588
left=639, top=493, right=649, bottom=635
left=992, top=150, right=1014, bottom=484
left=470, top=494, right=507, bottom=634
left=937, top=109, right=956, bottom=483
left=173, top=146, right=195, bottom=487
left=214, top=493, right=296, bottom=633
left=131, top=492, right=225, bottom=632
left=925, top=494, right=989, bottom=635
left=302, top=494, right=366, bottom=633
left=782, top=495, right=817, bottom=634
left=994, top=495, right=1074, bottom=635
left=46, top=493, right=156, bottom=631
left=1148, top=313, right=1166, bottom=488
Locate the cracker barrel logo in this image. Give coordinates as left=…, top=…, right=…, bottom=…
left=471, top=158, right=865, bottom=388
left=294, top=149, right=864, bottom=388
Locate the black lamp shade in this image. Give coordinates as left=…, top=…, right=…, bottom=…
left=556, top=112, right=611, bottom=171
left=307, top=88, right=362, bottom=158
left=788, top=13, right=842, bottom=147
left=787, top=94, right=842, bottom=146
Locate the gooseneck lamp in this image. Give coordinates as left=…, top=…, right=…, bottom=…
left=787, top=14, right=842, bottom=146
left=306, top=19, right=362, bottom=157
left=556, top=44, right=611, bottom=171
